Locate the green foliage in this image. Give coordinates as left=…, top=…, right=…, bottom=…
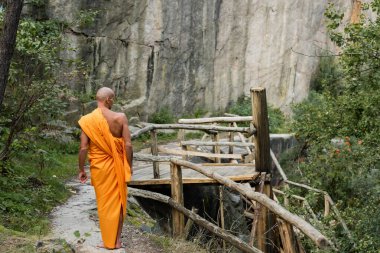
left=0, top=15, right=72, bottom=167
left=0, top=141, right=77, bottom=235
left=24, top=0, right=48, bottom=8
left=228, top=95, right=288, bottom=133
left=149, top=107, right=175, bottom=124
left=287, top=2, right=380, bottom=252
left=76, top=9, right=99, bottom=29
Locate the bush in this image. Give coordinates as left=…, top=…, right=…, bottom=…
left=286, top=2, right=380, bottom=251
left=149, top=107, right=175, bottom=124
left=228, top=95, right=288, bottom=133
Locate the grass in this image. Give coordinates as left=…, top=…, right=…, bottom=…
left=0, top=139, right=78, bottom=237
left=149, top=234, right=207, bottom=253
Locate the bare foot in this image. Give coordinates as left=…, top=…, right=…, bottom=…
left=96, top=243, right=112, bottom=249
left=115, top=242, right=126, bottom=249
left=96, top=242, right=125, bottom=250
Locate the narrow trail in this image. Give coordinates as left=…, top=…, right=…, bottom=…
left=50, top=176, right=164, bottom=253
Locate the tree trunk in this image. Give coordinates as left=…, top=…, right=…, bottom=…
left=0, top=0, right=24, bottom=107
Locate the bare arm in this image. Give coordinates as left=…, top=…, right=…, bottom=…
left=78, top=130, right=89, bottom=183
left=121, top=115, right=133, bottom=175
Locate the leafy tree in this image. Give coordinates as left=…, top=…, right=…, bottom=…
left=288, top=1, right=380, bottom=252
left=0, top=12, right=67, bottom=173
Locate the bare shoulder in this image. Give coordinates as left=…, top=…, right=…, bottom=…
left=115, top=112, right=128, bottom=124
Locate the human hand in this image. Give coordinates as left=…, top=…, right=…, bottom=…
left=78, top=170, right=88, bottom=183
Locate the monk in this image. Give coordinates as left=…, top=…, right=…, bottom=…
left=77, top=87, right=133, bottom=249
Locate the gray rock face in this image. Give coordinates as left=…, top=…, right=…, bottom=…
left=46, top=0, right=356, bottom=118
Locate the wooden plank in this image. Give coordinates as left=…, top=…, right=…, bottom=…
left=157, top=146, right=243, bottom=160
left=150, top=130, right=160, bottom=178
left=178, top=116, right=253, bottom=124
left=181, top=140, right=255, bottom=147
left=171, top=163, right=184, bottom=237
left=251, top=87, right=270, bottom=173
left=129, top=173, right=260, bottom=186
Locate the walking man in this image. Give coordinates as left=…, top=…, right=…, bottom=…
left=78, top=87, right=133, bottom=249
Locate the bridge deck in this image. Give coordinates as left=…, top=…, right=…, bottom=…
left=129, top=161, right=258, bottom=185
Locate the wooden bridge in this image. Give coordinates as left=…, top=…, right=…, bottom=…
left=127, top=88, right=342, bottom=253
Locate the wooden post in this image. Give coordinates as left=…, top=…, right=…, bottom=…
left=219, top=186, right=226, bottom=251
left=251, top=88, right=273, bottom=253
left=212, top=133, right=221, bottom=163
left=324, top=195, right=330, bottom=217
left=171, top=163, right=184, bottom=237
left=183, top=207, right=198, bottom=239
left=178, top=129, right=185, bottom=141
left=277, top=218, right=299, bottom=253
left=151, top=130, right=160, bottom=178
left=181, top=144, right=189, bottom=161
left=251, top=88, right=270, bottom=173
left=229, top=123, right=234, bottom=155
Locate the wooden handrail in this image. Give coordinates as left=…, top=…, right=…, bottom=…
left=170, top=158, right=334, bottom=250
left=131, top=123, right=255, bottom=140
left=178, top=116, right=252, bottom=124
left=181, top=140, right=254, bottom=147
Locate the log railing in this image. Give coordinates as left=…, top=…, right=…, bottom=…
left=130, top=87, right=336, bottom=252
left=129, top=155, right=335, bottom=252
left=269, top=149, right=354, bottom=243
left=131, top=123, right=255, bottom=178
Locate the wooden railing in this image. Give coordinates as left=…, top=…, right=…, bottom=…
left=129, top=88, right=337, bottom=252
left=129, top=155, right=334, bottom=253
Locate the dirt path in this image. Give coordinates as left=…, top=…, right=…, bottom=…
left=50, top=177, right=164, bottom=253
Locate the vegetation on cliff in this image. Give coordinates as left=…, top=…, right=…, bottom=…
left=284, top=2, right=380, bottom=252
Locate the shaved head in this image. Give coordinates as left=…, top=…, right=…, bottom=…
left=96, top=87, right=114, bottom=101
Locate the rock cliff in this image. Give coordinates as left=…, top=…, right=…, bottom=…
left=45, top=0, right=357, bottom=119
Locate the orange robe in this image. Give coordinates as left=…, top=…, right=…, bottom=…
left=78, top=108, right=131, bottom=248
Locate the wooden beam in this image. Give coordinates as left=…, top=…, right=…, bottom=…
left=270, top=149, right=288, bottom=181
left=219, top=186, right=226, bottom=251
left=201, top=163, right=255, bottom=167
left=171, top=163, right=184, bottom=237
left=324, top=195, right=330, bottom=217
left=131, top=123, right=254, bottom=140
left=233, top=122, right=252, bottom=154
left=251, top=88, right=272, bottom=252
left=129, top=173, right=260, bottom=186
left=211, top=133, right=221, bottom=163
left=151, top=130, right=159, bottom=178
left=171, top=159, right=333, bottom=249
left=277, top=218, right=299, bottom=253
left=133, top=153, right=173, bottom=162
left=181, top=140, right=255, bottom=147
left=251, top=87, right=270, bottom=173
left=128, top=187, right=263, bottom=253
left=178, top=116, right=253, bottom=124
left=183, top=207, right=198, bottom=239
left=251, top=174, right=266, bottom=248
left=157, top=146, right=243, bottom=160
left=229, top=123, right=234, bottom=155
